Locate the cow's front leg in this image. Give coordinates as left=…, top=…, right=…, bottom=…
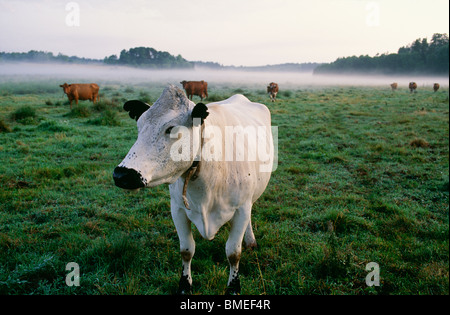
left=171, top=206, right=195, bottom=295
left=225, top=204, right=252, bottom=295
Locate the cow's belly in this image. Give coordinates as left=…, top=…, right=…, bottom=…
left=170, top=184, right=240, bottom=240
left=185, top=202, right=235, bottom=241
left=170, top=166, right=267, bottom=241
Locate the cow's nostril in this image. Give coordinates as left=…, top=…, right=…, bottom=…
left=113, top=166, right=145, bottom=189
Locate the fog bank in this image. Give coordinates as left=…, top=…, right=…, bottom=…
left=1, top=62, right=448, bottom=88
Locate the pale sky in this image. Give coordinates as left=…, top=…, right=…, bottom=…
left=0, top=0, right=449, bottom=66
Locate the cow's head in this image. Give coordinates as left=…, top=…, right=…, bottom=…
left=59, top=83, right=70, bottom=94
left=113, top=85, right=209, bottom=190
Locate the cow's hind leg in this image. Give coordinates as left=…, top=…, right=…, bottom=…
left=171, top=207, right=195, bottom=295
left=225, top=203, right=252, bottom=295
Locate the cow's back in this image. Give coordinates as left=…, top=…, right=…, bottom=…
left=208, top=94, right=270, bottom=127
left=71, top=83, right=99, bottom=99
left=186, top=81, right=207, bottom=95
left=205, top=94, right=273, bottom=202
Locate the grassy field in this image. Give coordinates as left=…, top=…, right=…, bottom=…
left=0, top=79, right=448, bottom=295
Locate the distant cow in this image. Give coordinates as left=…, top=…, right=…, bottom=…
left=180, top=80, right=208, bottom=101
left=390, top=83, right=398, bottom=91
left=409, top=82, right=418, bottom=93
left=433, top=83, right=440, bottom=92
left=60, top=83, right=100, bottom=109
left=267, top=82, right=279, bottom=102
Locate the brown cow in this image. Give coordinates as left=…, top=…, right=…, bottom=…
left=180, top=80, right=208, bottom=101
left=433, top=83, right=440, bottom=92
left=267, top=82, right=279, bottom=102
left=390, top=83, right=398, bottom=91
left=60, top=83, right=100, bottom=109
left=409, top=82, right=418, bottom=93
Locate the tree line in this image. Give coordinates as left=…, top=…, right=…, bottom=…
left=0, top=47, right=192, bottom=69
left=0, top=47, right=318, bottom=72
left=0, top=50, right=100, bottom=64
left=104, top=47, right=193, bottom=69
left=314, top=33, right=449, bottom=75
left=3, top=34, right=448, bottom=75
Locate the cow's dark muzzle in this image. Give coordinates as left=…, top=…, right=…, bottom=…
left=113, top=166, right=145, bottom=190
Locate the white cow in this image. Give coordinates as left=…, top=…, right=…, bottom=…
left=113, top=85, right=274, bottom=294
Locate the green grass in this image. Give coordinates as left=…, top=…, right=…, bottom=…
left=0, top=81, right=448, bottom=295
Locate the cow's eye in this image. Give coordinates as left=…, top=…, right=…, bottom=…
left=165, top=126, right=174, bottom=134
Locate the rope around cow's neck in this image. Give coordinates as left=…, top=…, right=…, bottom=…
left=182, top=123, right=204, bottom=210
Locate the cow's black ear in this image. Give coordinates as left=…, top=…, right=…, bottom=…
left=123, top=100, right=150, bottom=121
left=192, top=103, right=209, bottom=125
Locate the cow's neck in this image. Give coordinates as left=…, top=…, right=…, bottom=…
left=182, top=123, right=205, bottom=209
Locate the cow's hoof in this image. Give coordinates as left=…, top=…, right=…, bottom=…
left=245, top=241, right=257, bottom=250
left=225, top=276, right=241, bottom=295
left=177, top=274, right=192, bottom=295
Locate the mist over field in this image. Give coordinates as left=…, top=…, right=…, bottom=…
left=1, top=62, right=448, bottom=89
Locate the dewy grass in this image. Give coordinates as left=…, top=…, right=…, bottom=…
left=0, top=82, right=448, bottom=295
